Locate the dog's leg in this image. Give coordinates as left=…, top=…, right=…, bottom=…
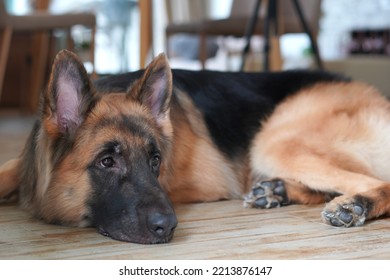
left=322, top=184, right=390, bottom=227
left=248, top=147, right=389, bottom=226
left=0, top=158, right=20, bottom=199
left=244, top=177, right=336, bottom=209
left=246, top=81, right=390, bottom=226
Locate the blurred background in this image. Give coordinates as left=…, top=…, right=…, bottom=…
left=1, top=0, right=390, bottom=113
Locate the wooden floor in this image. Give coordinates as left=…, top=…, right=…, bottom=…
left=1, top=112, right=390, bottom=260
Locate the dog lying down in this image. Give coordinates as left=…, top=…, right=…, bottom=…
left=1, top=50, right=390, bottom=244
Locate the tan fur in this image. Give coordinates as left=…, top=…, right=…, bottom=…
left=33, top=129, right=53, bottom=208
left=250, top=82, right=390, bottom=218
left=0, top=159, right=20, bottom=198
left=164, top=90, right=243, bottom=202
left=39, top=167, right=91, bottom=226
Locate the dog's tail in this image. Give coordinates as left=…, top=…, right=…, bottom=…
left=0, top=158, right=21, bottom=201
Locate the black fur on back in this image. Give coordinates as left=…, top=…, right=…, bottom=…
left=94, top=69, right=348, bottom=159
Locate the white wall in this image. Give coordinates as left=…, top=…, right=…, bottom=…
left=319, top=0, right=390, bottom=59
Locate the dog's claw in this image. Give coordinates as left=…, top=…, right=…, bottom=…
left=244, top=179, right=289, bottom=209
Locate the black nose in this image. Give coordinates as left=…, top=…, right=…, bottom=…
left=147, top=212, right=178, bottom=239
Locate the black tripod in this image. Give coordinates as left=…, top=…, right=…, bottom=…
left=240, top=0, right=323, bottom=71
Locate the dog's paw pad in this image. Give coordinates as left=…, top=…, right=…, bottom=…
left=252, top=197, right=280, bottom=208
left=244, top=179, right=289, bottom=209
left=322, top=198, right=367, bottom=227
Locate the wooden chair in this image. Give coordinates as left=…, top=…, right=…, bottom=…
left=0, top=0, right=96, bottom=112
left=165, top=0, right=322, bottom=70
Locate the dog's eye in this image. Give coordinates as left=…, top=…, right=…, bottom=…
left=150, top=154, right=160, bottom=172
left=100, top=157, right=115, bottom=168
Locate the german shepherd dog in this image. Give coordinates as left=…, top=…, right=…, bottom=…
left=1, top=50, right=390, bottom=244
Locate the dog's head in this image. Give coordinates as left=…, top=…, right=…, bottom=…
left=37, top=50, right=177, bottom=244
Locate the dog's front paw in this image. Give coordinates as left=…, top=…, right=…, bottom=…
left=321, top=196, right=368, bottom=227
left=244, top=179, right=289, bottom=209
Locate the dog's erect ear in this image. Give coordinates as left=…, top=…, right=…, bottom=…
left=130, top=53, right=173, bottom=126
left=43, top=50, right=94, bottom=137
